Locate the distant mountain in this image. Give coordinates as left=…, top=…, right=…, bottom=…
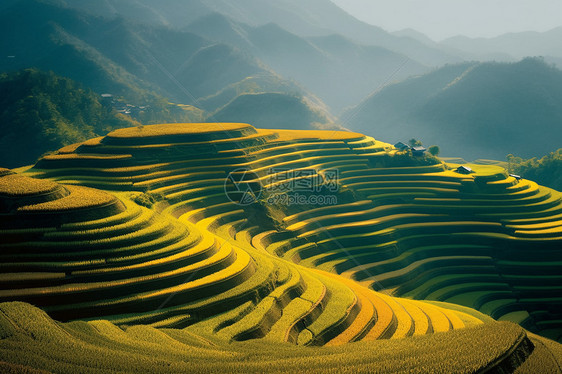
left=343, top=58, right=562, bottom=160
left=6, top=0, right=560, bottom=165
left=197, top=74, right=311, bottom=113
left=441, top=27, right=562, bottom=66
left=2, top=0, right=434, bottom=114
left=392, top=29, right=438, bottom=48
left=186, top=13, right=428, bottom=111
left=56, top=0, right=461, bottom=67
left=184, top=12, right=254, bottom=52
left=211, top=92, right=337, bottom=130
left=1, top=0, right=304, bottom=109
left=546, top=56, right=562, bottom=70
left=1, top=0, right=158, bottom=103
left=1, top=0, right=344, bottom=168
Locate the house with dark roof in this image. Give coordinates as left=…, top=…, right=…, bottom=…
left=411, top=146, right=427, bottom=156
left=394, top=142, right=410, bottom=151
left=455, top=165, right=474, bottom=174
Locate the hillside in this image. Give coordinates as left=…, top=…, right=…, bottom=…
left=0, top=69, right=335, bottom=169
left=211, top=93, right=336, bottom=130
left=31, top=0, right=468, bottom=114
left=0, top=67, right=339, bottom=169
left=0, top=69, right=136, bottom=168
left=1, top=0, right=162, bottom=104
left=0, top=0, right=305, bottom=110
left=0, top=69, right=207, bottom=168
left=54, top=0, right=461, bottom=67
left=185, top=13, right=428, bottom=111
left=2, top=0, right=432, bottom=114
left=508, top=149, right=562, bottom=192
left=344, top=58, right=562, bottom=161
left=1, top=123, right=562, bottom=371
left=2, top=124, right=562, bottom=333
left=441, top=27, right=562, bottom=65
left=0, top=123, right=561, bottom=372
left=1, top=302, right=552, bottom=373
left=2, top=0, right=562, bottom=369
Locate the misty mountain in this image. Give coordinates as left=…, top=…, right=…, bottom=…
left=1, top=0, right=305, bottom=110
left=392, top=29, right=439, bottom=48
left=1, top=0, right=342, bottom=167
left=2, top=0, right=433, bottom=114
left=186, top=13, right=427, bottom=111
left=1, top=0, right=157, bottom=102
left=211, top=92, right=336, bottom=130
left=344, top=58, right=562, bottom=161
left=441, top=28, right=562, bottom=66
left=56, top=0, right=462, bottom=67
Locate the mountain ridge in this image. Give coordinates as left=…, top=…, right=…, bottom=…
left=0, top=0, right=308, bottom=108
left=343, top=58, right=562, bottom=161
left=441, top=27, right=562, bottom=66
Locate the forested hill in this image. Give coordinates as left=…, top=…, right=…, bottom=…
left=0, top=0, right=305, bottom=111
left=0, top=69, right=139, bottom=168
left=508, top=149, right=562, bottom=192
left=0, top=68, right=339, bottom=168
left=344, top=58, right=562, bottom=161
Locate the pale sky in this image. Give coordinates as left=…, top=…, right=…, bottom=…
left=331, top=0, right=562, bottom=41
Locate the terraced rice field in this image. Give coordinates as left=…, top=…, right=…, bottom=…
left=1, top=122, right=562, bottom=371
left=0, top=166, right=484, bottom=344
left=0, top=302, right=544, bottom=374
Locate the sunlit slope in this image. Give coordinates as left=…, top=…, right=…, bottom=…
left=278, top=164, right=562, bottom=340
left=0, top=302, right=545, bottom=374
left=0, top=167, right=486, bottom=347
left=18, top=122, right=562, bottom=342
left=0, top=171, right=253, bottom=325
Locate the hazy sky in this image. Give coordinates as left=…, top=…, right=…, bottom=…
left=331, top=0, right=562, bottom=41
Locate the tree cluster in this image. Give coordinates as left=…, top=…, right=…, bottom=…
left=507, top=149, right=562, bottom=191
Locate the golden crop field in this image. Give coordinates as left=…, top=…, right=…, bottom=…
left=1, top=122, right=561, bottom=372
